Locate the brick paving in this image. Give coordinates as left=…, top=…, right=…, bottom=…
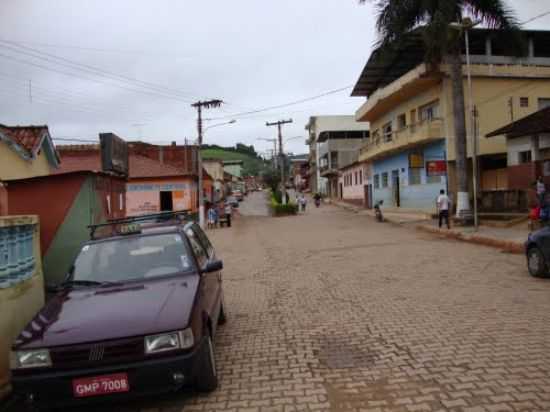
left=15, top=193, right=550, bottom=411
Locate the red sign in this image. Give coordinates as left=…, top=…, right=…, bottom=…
left=426, top=160, right=447, bottom=176
left=73, top=373, right=130, bottom=398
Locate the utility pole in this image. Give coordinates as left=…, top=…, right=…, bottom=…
left=191, top=99, right=223, bottom=228
left=266, top=119, right=293, bottom=204
left=472, top=105, right=479, bottom=229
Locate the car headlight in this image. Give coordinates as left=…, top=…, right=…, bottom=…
left=144, top=329, right=194, bottom=354
left=10, top=349, right=52, bottom=369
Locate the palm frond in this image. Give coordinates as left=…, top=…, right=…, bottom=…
left=461, top=0, right=520, bottom=29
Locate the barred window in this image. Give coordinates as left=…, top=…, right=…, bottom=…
left=374, top=174, right=380, bottom=189
left=382, top=172, right=389, bottom=188
left=0, top=224, right=36, bottom=288
left=409, top=168, right=421, bottom=185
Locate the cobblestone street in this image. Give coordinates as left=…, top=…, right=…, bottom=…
left=41, top=193, right=550, bottom=411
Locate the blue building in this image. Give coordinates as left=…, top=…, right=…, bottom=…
left=371, top=140, right=447, bottom=211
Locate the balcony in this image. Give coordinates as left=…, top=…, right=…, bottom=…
left=359, top=118, right=444, bottom=162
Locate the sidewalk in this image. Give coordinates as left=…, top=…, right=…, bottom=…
left=331, top=199, right=528, bottom=254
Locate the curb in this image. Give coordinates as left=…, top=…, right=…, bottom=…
left=415, top=224, right=524, bottom=254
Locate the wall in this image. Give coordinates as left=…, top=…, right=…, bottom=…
left=203, top=161, right=224, bottom=181
left=340, top=163, right=366, bottom=202
left=368, top=85, right=442, bottom=140
left=127, top=177, right=196, bottom=216
left=0, top=141, right=52, bottom=180
left=443, top=75, right=550, bottom=161
left=8, top=173, right=126, bottom=284
left=0, top=215, right=44, bottom=390
left=372, top=141, right=447, bottom=211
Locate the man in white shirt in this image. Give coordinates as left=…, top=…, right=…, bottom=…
left=437, top=189, right=451, bottom=229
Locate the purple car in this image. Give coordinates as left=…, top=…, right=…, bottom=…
left=10, top=213, right=226, bottom=410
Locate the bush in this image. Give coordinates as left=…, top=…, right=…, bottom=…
left=269, top=191, right=298, bottom=216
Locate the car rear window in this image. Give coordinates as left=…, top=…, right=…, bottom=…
left=71, top=233, right=194, bottom=283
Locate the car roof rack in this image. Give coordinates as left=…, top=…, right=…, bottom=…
left=88, top=210, right=190, bottom=240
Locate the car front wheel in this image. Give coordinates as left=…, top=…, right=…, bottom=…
left=195, top=334, right=218, bottom=392
left=527, top=247, right=549, bottom=278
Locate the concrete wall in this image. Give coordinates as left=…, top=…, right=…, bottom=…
left=0, top=215, right=44, bottom=391
left=372, top=141, right=447, bottom=211
left=0, top=141, right=52, bottom=181
left=340, top=163, right=366, bottom=201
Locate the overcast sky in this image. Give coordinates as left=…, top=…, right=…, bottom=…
left=0, top=1, right=548, bottom=156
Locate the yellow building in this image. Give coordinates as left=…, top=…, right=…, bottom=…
left=0, top=125, right=59, bottom=180
left=353, top=29, right=550, bottom=210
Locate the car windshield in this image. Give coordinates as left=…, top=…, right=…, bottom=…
left=71, top=233, right=194, bottom=283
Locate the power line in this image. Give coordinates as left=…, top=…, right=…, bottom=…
left=0, top=47, right=194, bottom=104
left=522, top=10, right=550, bottom=25
left=0, top=39, right=195, bottom=101
left=210, top=86, right=354, bottom=121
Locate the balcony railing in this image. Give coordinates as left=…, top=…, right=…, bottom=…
left=359, top=118, right=443, bottom=161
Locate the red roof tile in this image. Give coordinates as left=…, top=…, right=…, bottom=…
left=0, top=125, right=49, bottom=155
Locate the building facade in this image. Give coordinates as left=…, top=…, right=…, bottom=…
left=305, top=116, right=370, bottom=196
left=353, top=28, right=550, bottom=212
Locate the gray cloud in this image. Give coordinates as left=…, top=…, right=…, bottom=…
left=0, top=0, right=547, bottom=155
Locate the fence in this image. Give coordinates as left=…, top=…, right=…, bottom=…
left=479, top=190, right=529, bottom=213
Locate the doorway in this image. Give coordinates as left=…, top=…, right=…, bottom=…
left=364, top=184, right=373, bottom=209
left=339, top=183, right=343, bottom=199
left=160, top=191, right=174, bottom=211
left=391, top=170, right=400, bottom=207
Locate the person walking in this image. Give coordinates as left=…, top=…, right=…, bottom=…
left=536, top=176, right=546, bottom=206
left=224, top=202, right=232, bottom=227
left=207, top=206, right=217, bottom=230
left=437, top=189, right=451, bottom=229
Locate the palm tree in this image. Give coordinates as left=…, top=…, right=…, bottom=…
left=361, top=0, right=519, bottom=216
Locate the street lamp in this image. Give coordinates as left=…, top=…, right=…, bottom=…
left=450, top=17, right=480, bottom=229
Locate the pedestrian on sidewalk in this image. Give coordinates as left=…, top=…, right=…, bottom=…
left=207, top=206, right=217, bottom=230
left=437, top=189, right=451, bottom=229
left=536, top=176, right=546, bottom=206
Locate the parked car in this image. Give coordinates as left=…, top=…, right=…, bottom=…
left=226, top=196, right=239, bottom=208
left=525, top=226, right=550, bottom=277
left=10, top=212, right=226, bottom=410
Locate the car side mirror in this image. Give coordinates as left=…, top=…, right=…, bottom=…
left=45, top=282, right=61, bottom=294
left=202, top=259, right=223, bottom=274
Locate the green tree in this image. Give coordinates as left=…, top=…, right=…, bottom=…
left=362, top=0, right=519, bottom=214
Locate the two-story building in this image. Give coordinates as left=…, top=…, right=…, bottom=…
left=305, top=116, right=369, bottom=197
left=353, top=28, right=550, bottom=212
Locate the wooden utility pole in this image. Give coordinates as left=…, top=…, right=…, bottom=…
left=266, top=119, right=293, bottom=204
left=191, top=99, right=223, bottom=228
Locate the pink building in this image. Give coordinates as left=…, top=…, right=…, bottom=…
left=338, top=161, right=370, bottom=207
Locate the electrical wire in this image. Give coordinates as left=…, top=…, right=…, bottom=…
left=208, top=86, right=354, bottom=121
left=521, top=10, right=550, bottom=25
left=0, top=40, right=196, bottom=101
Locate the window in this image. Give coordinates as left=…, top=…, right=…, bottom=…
left=397, top=114, right=407, bottom=129
left=419, top=101, right=440, bottom=121
left=185, top=228, right=208, bottom=268
left=382, top=172, right=389, bottom=188
left=426, top=175, right=442, bottom=184
left=539, top=98, right=550, bottom=109
left=409, top=169, right=422, bottom=185
left=520, top=97, right=529, bottom=107
left=354, top=172, right=358, bottom=185
left=374, top=174, right=380, bottom=189
left=71, top=234, right=193, bottom=283
left=519, top=150, right=532, bottom=164
left=383, top=122, right=393, bottom=142
left=359, top=170, right=363, bottom=185
left=191, top=224, right=214, bottom=258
